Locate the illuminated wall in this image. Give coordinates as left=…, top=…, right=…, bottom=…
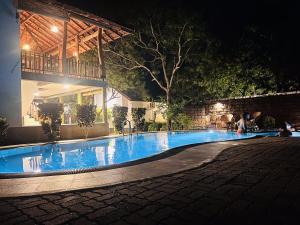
left=0, top=0, right=22, bottom=126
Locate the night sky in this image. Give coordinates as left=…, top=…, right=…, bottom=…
left=59, top=0, right=300, bottom=96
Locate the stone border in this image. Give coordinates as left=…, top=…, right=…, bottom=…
left=0, top=132, right=263, bottom=178
left=0, top=136, right=275, bottom=198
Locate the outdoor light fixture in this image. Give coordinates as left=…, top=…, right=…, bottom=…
left=22, top=44, right=30, bottom=50
left=64, top=84, right=70, bottom=89
left=73, top=52, right=78, bottom=57
left=51, top=25, right=59, bottom=33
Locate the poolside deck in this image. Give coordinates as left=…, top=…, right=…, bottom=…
left=0, top=137, right=299, bottom=224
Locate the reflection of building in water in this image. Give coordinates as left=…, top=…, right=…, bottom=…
left=94, top=146, right=106, bottom=166
left=23, top=156, right=42, bottom=172
left=107, top=139, right=117, bottom=164
left=157, top=132, right=169, bottom=151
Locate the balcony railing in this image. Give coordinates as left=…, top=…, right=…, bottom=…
left=21, top=51, right=103, bottom=80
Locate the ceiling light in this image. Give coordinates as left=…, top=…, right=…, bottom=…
left=64, top=84, right=70, bottom=89
left=51, top=25, right=59, bottom=33
left=22, top=44, right=30, bottom=50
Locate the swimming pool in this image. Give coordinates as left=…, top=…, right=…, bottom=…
left=0, top=131, right=278, bottom=175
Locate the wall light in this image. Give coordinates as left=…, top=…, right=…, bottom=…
left=33, top=92, right=39, bottom=96
left=51, top=25, right=59, bottom=33
left=64, top=84, right=70, bottom=89
left=214, top=102, right=225, bottom=110
left=73, top=52, right=78, bottom=57
left=22, top=44, right=30, bottom=50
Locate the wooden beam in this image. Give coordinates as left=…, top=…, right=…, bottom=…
left=75, top=35, right=79, bottom=73
left=97, top=28, right=108, bottom=123
left=24, top=24, right=43, bottom=52
left=62, top=21, right=68, bottom=73
left=21, top=13, right=34, bottom=24
left=44, top=25, right=96, bottom=53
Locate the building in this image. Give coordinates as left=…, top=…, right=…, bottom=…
left=0, top=0, right=131, bottom=143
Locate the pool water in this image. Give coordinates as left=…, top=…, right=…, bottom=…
left=0, top=131, right=278, bottom=174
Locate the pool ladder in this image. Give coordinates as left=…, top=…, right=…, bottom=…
left=122, top=120, right=132, bottom=136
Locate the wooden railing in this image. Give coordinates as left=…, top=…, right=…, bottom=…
left=21, top=50, right=103, bottom=80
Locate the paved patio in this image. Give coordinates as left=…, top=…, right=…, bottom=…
left=0, top=137, right=300, bottom=225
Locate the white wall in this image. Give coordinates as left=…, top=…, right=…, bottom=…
left=0, top=0, right=22, bottom=126
left=21, top=80, right=39, bottom=118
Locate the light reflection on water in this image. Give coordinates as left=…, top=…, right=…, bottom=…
left=0, top=131, right=276, bottom=174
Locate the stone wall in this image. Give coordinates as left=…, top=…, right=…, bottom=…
left=185, top=93, right=300, bottom=128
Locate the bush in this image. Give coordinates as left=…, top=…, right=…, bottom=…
left=173, top=113, right=193, bottom=130
left=38, top=103, right=64, bottom=141
left=0, top=117, right=9, bottom=144
left=132, top=108, right=146, bottom=132
left=112, top=106, right=128, bottom=133
left=148, top=122, right=159, bottom=131
left=76, top=104, right=97, bottom=138
left=263, top=116, right=276, bottom=130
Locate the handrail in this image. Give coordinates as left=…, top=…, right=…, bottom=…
left=21, top=50, right=103, bottom=80
left=122, top=120, right=132, bottom=136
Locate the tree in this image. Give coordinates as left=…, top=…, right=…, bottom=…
left=112, top=106, right=128, bottom=133
left=0, top=116, right=9, bottom=144
left=76, top=104, right=97, bottom=139
left=38, top=103, right=63, bottom=141
left=106, top=14, right=195, bottom=129
left=131, top=108, right=146, bottom=132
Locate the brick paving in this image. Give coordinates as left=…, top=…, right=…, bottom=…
left=0, top=137, right=300, bottom=225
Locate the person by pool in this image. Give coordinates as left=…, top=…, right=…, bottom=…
left=279, top=122, right=292, bottom=137
left=237, top=112, right=250, bottom=134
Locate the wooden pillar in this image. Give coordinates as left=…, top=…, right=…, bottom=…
left=77, top=92, right=82, bottom=105
left=75, top=35, right=79, bottom=74
left=62, top=21, right=68, bottom=73
left=97, top=28, right=108, bottom=124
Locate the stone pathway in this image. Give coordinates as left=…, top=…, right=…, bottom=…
left=0, top=137, right=300, bottom=225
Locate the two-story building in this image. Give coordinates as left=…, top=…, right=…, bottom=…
left=0, top=0, right=131, bottom=143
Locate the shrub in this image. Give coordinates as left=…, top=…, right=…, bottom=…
left=132, top=108, right=146, bottom=132
left=76, top=104, right=97, bottom=138
left=148, top=122, right=159, bottom=132
left=0, top=117, right=9, bottom=144
left=112, top=106, right=128, bottom=133
left=263, top=116, right=276, bottom=130
left=173, top=113, right=193, bottom=130
left=38, top=103, right=64, bottom=141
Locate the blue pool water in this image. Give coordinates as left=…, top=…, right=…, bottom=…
left=0, top=131, right=279, bottom=174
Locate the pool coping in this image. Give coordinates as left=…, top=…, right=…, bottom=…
left=0, top=134, right=266, bottom=179
left=0, top=136, right=283, bottom=198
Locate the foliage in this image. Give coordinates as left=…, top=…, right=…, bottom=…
left=131, top=108, right=146, bottom=132
left=112, top=106, right=128, bottom=133
left=173, top=113, right=193, bottom=130
left=148, top=122, right=159, bottom=132
left=38, top=103, right=64, bottom=141
left=95, top=107, right=103, bottom=123
left=0, top=117, right=9, bottom=144
left=105, top=12, right=196, bottom=129
left=76, top=104, right=97, bottom=139
left=263, top=116, right=276, bottom=130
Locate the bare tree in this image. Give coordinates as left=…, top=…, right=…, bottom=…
left=105, top=20, right=194, bottom=129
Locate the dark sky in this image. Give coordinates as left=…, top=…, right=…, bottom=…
left=59, top=0, right=300, bottom=95
left=59, top=0, right=300, bottom=62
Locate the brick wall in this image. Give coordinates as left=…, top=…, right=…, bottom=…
left=185, top=93, right=300, bottom=128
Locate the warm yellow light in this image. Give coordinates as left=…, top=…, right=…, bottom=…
left=33, top=92, right=39, bottom=96
left=22, top=44, right=30, bottom=50
left=73, top=52, right=78, bottom=57
left=64, top=84, right=70, bottom=89
left=51, top=25, right=59, bottom=33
